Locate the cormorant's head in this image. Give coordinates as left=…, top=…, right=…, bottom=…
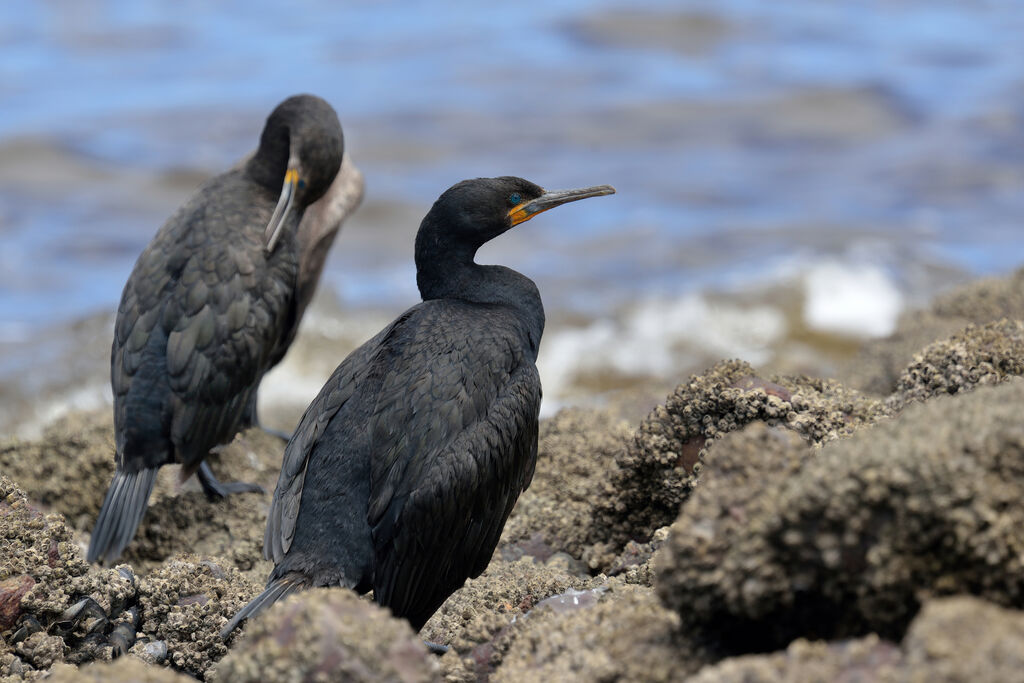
left=251, top=94, right=345, bottom=252
left=421, top=176, right=615, bottom=253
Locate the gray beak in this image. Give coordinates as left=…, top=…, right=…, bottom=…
left=264, top=165, right=300, bottom=253
left=507, top=185, right=616, bottom=226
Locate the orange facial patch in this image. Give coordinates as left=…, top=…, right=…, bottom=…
left=507, top=200, right=549, bottom=226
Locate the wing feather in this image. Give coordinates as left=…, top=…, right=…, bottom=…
left=366, top=306, right=540, bottom=626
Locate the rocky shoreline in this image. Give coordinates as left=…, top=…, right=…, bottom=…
left=3, top=266, right=1024, bottom=681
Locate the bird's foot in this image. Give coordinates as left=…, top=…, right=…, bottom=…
left=197, top=461, right=265, bottom=500
left=424, top=640, right=449, bottom=655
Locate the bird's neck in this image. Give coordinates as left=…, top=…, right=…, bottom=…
left=416, top=251, right=545, bottom=355
left=245, top=142, right=289, bottom=194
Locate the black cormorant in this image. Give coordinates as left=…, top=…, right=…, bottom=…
left=221, top=176, right=614, bottom=639
left=241, top=150, right=364, bottom=436
left=87, top=94, right=354, bottom=565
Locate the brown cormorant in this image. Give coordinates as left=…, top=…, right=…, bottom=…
left=221, top=176, right=615, bottom=640
left=87, top=94, right=353, bottom=565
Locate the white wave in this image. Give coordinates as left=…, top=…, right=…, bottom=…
left=538, top=294, right=787, bottom=413
left=802, top=261, right=903, bottom=338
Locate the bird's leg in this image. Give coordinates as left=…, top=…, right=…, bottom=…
left=196, top=461, right=264, bottom=499
left=242, top=391, right=293, bottom=442
left=423, top=641, right=449, bottom=656
left=260, top=425, right=294, bottom=442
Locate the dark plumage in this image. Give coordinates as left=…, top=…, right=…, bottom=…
left=222, top=176, right=614, bottom=639
left=241, top=147, right=365, bottom=435
left=87, top=94, right=352, bottom=565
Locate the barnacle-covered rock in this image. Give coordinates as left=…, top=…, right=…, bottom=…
left=840, top=266, right=1024, bottom=397
left=494, top=583, right=701, bottom=683
left=931, top=266, right=1024, bottom=323
left=46, top=657, right=194, bottom=682
left=839, top=309, right=969, bottom=396
left=0, top=412, right=124, bottom=531
left=0, top=410, right=283, bottom=579
left=499, top=408, right=630, bottom=565
left=212, top=588, right=438, bottom=683
left=423, top=557, right=584, bottom=680
left=0, top=475, right=137, bottom=641
left=586, top=361, right=882, bottom=568
left=137, top=554, right=259, bottom=679
left=657, top=380, right=1024, bottom=652
left=888, top=318, right=1024, bottom=411
left=688, top=596, right=1024, bottom=682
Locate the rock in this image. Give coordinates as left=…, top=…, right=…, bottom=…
left=657, top=380, right=1024, bottom=653
left=605, top=526, right=671, bottom=586
left=494, top=583, right=702, bottom=682
left=0, top=475, right=155, bottom=678
left=120, top=428, right=284, bottom=578
left=0, top=410, right=284, bottom=579
left=840, top=266, right=1024, bottom=397
left=211, top=588, right=438, bottom=683
left=132, top=639, right=169, bottom=665
left=687, top=596, right=1024, bottom=682
left=901, top=596, right=1024, bottom=678
left=137, top=554, right=259, bottom=679
left=0, top=473, right=137, bottom=628
left=931, top=266, right=1024, bottom=323
left=888, top=318, right=1024, bottom=411
left=499, top=408, right=630, bottom=567
left=0, top=412, right=123, bottom=532
left=840, top=310, right=969, bottom=396
left=686, top=635, right=903, bottom=682
left=15, top=631, right=67, bottom=670
left=587, top=361, right=882, bottom=568
left=421, top=558, right=584, bottom=680
left=0, top=575, right=35, bottom=631
left=46, top=657, right=194, bottom=682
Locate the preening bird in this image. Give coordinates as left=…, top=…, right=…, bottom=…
left=87, top=94, right=361, bottom=565
left=222, top=176, right=614, bottom=640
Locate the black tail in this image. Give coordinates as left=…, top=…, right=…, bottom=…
left=220, top=573, right=306, bottom=640
left=86, top=468, right=159, bottom=565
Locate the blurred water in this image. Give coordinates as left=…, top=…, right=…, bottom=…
left=2, top=1, right=1024, bottom=430
left=3, top=0, right=1024, bottom=328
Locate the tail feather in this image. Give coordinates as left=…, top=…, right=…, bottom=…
left=86, top=468, right=159, bottom=565
left=220, top=574, right=306, bottom=640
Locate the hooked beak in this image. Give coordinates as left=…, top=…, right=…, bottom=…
left=508, top=185, right=616, bottom=226
left=264, top=166, right=301, bottom=253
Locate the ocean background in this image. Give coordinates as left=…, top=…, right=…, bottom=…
left=2, top=0, right=1023, bottom=433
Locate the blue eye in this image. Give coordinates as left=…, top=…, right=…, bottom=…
left=298, top=179, right=307, bottom=190
left=509, top=193, right=522, bottom=205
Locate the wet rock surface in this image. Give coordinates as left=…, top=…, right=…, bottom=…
left=3, top=267, right=1024, bottom=680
